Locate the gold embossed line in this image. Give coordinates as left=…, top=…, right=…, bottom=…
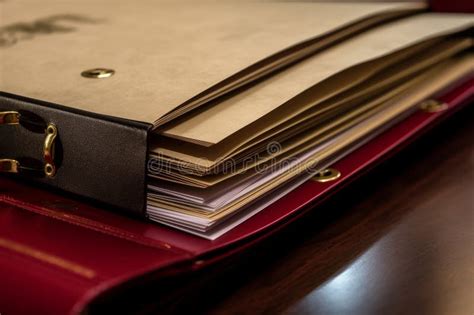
left=0, top=237, right=96, bottom=279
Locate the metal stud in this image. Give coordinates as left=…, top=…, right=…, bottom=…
left=81, top=68, right=115, bottom=79
left=313, top=168, right=341, bottom=183
left=419, top=99, right=448, bottom=113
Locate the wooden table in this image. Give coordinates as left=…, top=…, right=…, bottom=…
left=135, top=104, right=473, bottom=315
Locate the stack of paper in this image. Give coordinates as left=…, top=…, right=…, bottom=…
left=145, top=6, right=473, bottom=239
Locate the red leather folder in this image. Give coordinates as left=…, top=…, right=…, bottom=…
left=0, top=76, right=472, bottom=314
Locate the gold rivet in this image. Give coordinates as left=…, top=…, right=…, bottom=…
left=47, top=124, right=56, bottom=135
left=313, top=168, right=341, bottom=183
left=44, top=163, right=56, bottom=177
left=419, top=99, right=448, bottom=113
left=81, top=68, right=115, bottom=79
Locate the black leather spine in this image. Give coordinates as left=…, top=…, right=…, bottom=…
left=0, top=92, right=150, bottom=215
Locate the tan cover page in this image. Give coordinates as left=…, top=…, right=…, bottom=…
left=162, top=13, right=474, bottom=145
left=0, top=0, right=421, bottom=123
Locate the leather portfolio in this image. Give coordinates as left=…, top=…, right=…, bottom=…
left=0, top=0, right=473, bottom=313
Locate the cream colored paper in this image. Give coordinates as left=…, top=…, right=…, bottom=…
left=163, top=13, right=473, bottom=144
left=0, top=1, right=419, bottom=123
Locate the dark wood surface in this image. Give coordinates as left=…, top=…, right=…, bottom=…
left=161, top=105, right=473, bottom=315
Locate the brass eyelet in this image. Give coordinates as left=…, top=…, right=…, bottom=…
left=81, top=68, right=115, bottom=79
left=419, top=99, right=448, bottom=113
left=44, top=163, right=55, bottom=177
left=313, top=168, right=341, bottom=183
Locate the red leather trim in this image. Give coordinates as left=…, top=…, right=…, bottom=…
left=0, top=200, right=189, bottom=314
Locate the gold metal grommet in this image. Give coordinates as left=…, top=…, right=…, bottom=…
left=46, top=124, right=56, bottom=135
left=81, top=68, right=115, bottom=79
left=313, top=168, right=341, bottom=183
left=419, top=99, right=448, bottom=113
left=44, top=163, right=56, bottom=177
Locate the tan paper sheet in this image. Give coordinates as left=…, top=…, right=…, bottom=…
left=149, top=39, right=471, bottom=188
left=149, top=49, right=461, bottom=188
left=151, top=34, right=472, bottom=172
left=162, top=13, right=473, bottom=144
left=148, top=53, right=474, bottom=218
left=150, top=80, right=417, bottom=189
